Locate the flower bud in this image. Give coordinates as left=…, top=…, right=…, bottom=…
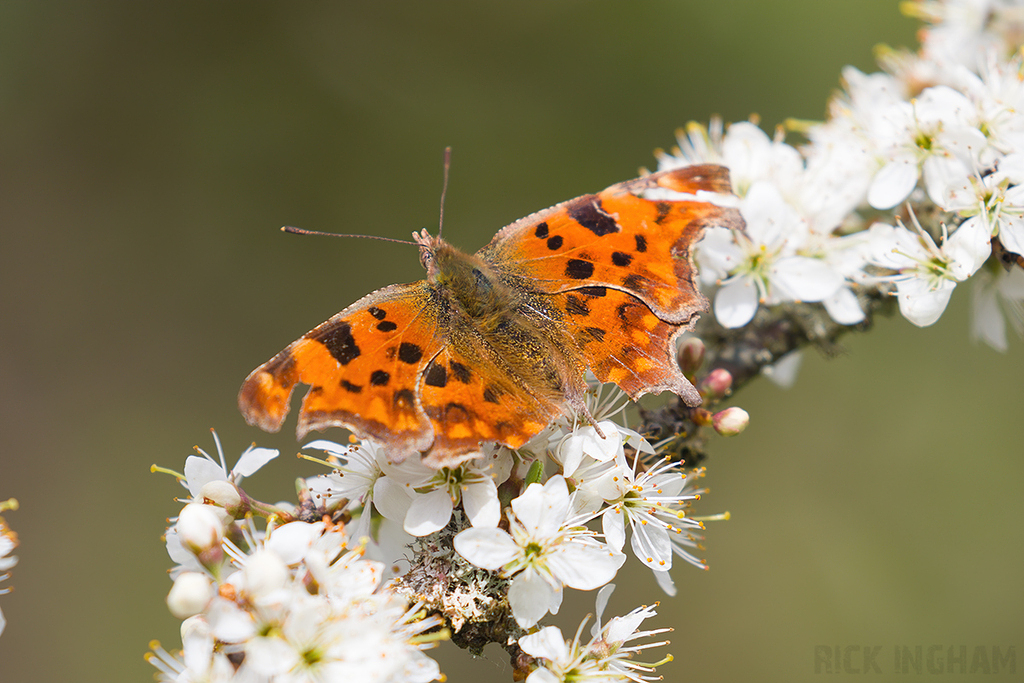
left=699, top=368, right=733, bottom=400
left=679, top=337, right=706, bottom=377
left=712, top=407, right=749, bottom=436
left=243, top=549, right=289, bottom=600
left=200, top=480, right=245, bottom=516
left=176, top=503, right=225, bottom=555
left=167, top=571, right=214, bottom=619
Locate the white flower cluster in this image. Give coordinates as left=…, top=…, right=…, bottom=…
left=0, top=499, right=18, bottom=639
left=152, top=388, right=712, bottom=682
left=307, top=386, right=713, bottom=630
left=658, top=0, right=1024, bottom=350
left=148, top=435, right=444, bottom=683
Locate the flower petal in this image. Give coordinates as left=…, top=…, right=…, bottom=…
left=404, top=488, right=454, bottom=537
left=462, top=478, right=500, bottom=528
left=895, top=277, right=956, bottom=326
left=519, top=626, right=569, bottom=662
left=547, top=541, right=625, bottom=590
left=868, top=158, right=918, bottom=210
left=232, top=447, right=279, bottom=478
left=769, top=256, right=845, bottom=302
left=714, top=277, right=759, bottom=328
left=508, top=569, right=559, bottom=628
left=823, top=286, right=866, bottom=325
left=453, top=527, right=520, bottom=569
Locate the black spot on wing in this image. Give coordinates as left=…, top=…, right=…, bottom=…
left=394, top=388, right=415, bottom=409
left=621, top=273, right=644, bottom=290
left=570, top=198, right=620, bottom=236
left=376, top=321, right=398, bottom=332
left=398, top=342, right=423, bottom=364
left=616, top=302, right=631, bottom=323
left=370, top=370, right=390, bottom=386
left=444, top=402, right=470, bottom=422
left=565, top=259, right=595, bottom=279
left=585, top=327, right=606, bottom=342
left=547, top=235, right=563, bottom=250
left=635, top=234, right=648, bottom=252
left=655, top=202, right=672, bottom=224
left=424, top=361, right=447, bottom=387
left=578, top=286, right=607, bottom=297
left=534, top=222, right=549, bottom=239
left=340, top=380, right=362, bottom=393
left=482, top=386, right=502, bottom=404
left=368, top=307, right=387, bottom=320
left=611, top=251, right=633, bottom=267
left=449, top=361, right=472, bottom=383
left=319, top=322, right=360, bottom=365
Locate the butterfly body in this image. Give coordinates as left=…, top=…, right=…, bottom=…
left=240, top=164, right=743, bottom=467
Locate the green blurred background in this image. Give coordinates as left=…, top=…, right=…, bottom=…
left=1, top=2, right=1021, bottom=681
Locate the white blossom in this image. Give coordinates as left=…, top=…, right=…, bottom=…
left=519, top=585, right=671, bottom=683
left=870, top=218, right=990, bottom=325
left=454, top=475, right=625, bottom=628
left=400, top=447, right=513, bottom=537
left=183, top=431, right=278, bottom=500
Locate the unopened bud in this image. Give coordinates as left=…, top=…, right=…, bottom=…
left=712, top=407, right=749, bottom=436
left=699, top=368, right=733, bottom=400
left=167, top=572, right=214, bottom=619
left=177, top=503, right=225, bottom=555
left=679, top=337, right=706, bottom=377
left=243, top=549, right=289, bottom=599
left=200, top=480, right=245, bottom=516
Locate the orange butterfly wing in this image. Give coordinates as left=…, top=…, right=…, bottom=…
left=479, top=164, right=743, bottom=404
left=239, top=283, right=443, bottom=458
left=418, top=344, right=561, bottom=464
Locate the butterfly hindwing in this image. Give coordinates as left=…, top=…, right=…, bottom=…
left=551, top=285, right=697, bottom=403
left=418, top=343, right=561, bottom=464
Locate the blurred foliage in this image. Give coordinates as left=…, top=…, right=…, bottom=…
left=1, top=2, right=1021, bottom=682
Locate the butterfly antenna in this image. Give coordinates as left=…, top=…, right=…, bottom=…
left=280, top=226, right=417, bottom=246
left=438, top=146, right=452, bottom=238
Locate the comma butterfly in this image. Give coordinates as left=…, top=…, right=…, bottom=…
left=239, top=164, right=743, bottom=467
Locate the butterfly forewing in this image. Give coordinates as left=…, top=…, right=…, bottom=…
left=239, top=283, right=443, bottom=456
left=480, top=165, right=740, bottom=322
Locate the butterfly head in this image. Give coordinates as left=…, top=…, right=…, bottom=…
left=413, top=228, right=463, bottom=282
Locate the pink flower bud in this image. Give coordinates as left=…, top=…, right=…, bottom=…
left=712, top=407, right=749, bottom=436
left=679, top=337, right=706, bottom=377
left=699, top=368, right=733, bottom=400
